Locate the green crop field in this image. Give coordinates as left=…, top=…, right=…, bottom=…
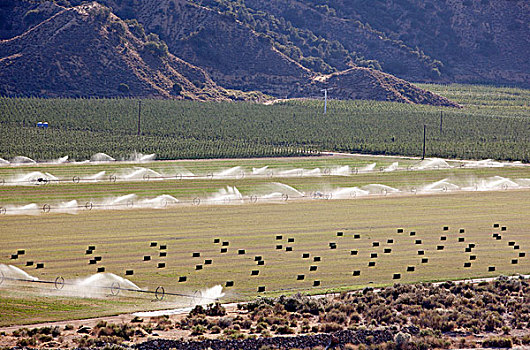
left=0, top=84, right=529, bottom=162
left=0, top=156, right=529, bottom=326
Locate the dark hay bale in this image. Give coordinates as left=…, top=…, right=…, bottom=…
left=368, top=261, right=376, bottom=267
left=410, top=231, right=416, bottom=236
left=276, top=245, right=283, bottom=250
left=88, top=246, right=96, bottom=250
left=514, top=245, right=520, bottom=250
left=458, top=237, right=465, bottom=242
left=314, top=256, right=321, bottom=262
left=220, top=248, right=227, bottom=253
left=353, top=270, right=361, bottom=276
left=421, top=258, right=429, bottom=263
left=222, top=241, right=230, bottom=246
left=297, top=275, right=305, bottom=280
left=125, top=270, right=134, bottom=275
left=440, top=236, right=447, bottom=241
left=509, top=241, right=516, bottom=246
left=372, top=242, right=380, bottom=247
left=302, top=253, right=310, bottom=258
left=17, top=250, right=25, bottom=255
left=387, top=239, right=394, bottom=244
left=437, top=245, right=444, bottom=250
left=488, top=266, right=496, bottom=271
left=288, top=238, right=295, bottom=243
left=370, top=253, right=378, bottom=258
left=309, top=265, right=317, bottom=271
left=384, top=248, right=392, bottom=254
left=418, top=250, right=424, bottom=255
left=143, top=256, right=151, bottom=261
left=251, top=270, right=259, bottom=276
left=26, top=261, right=33, bottom=266
left=470, top=255, right=477, bottom=260
left=397, top=228, right=403, bottom=233
left=257, top=286, right=265, bottom=292
left=158, top=263, right=165, bottom=268
left=255, top=256, right=262, bottom=261
left=36, top=263, right=44, bottom=269
left=501, top=226, right=507, bottom=231
left=337, top=231, right=344, bottom=237
left=464, top=262, right=471, bottom=268
left=10, top=254, right=17, bottom=260
left=238, top=249, right=246, bottom=255
left=160, top=252, right=167, bottom=257
left=204, top=259, right=212, bottom=265
left=160, top=245, right=167, bottom=250
left=192, top=252, right=201, bottom=257
left=276, top=235, right=283, bottom=240
left=496, top=236, right=502, bottom=240
left=519, top=252, right=525, bottom=257
left=150, top=242, right=157, bottom=247
left=94, top=256, right=102, bottom=262
left=313, top=280, right=320, bottom=286
left=407, top=266, right=415, bottom=272
left=285, top=247, right=293, bottom=252
left=225, top=281, right=233, bottom=287
left=354, top=234, right=361, bottom=239
left=179, top=276, right=187, bottom=282
left=257, top=260, right=265, bottom=266
left=351, top=250, right=358, bottom=255
left=195, top=264, right=202, bottom=270
left=393, top=273, right=401, bottom=279
left=465, top=247, right=472, bottom=253
left=97, top=267, right=105, bottom=273
left=468, top=243, right=476, bottom=248
left=443, top=226, right=449, bottom=231
left=213, top=238, right=220, bottom=243
left=86, top=250, right=93, bottom=255
left=459, top=229, right=465, bottom=233
left=512, top=259, right=518, bottom=264
left=493, top=223, right=500, bottom=228
left=415, top=240, right=422, bottom=245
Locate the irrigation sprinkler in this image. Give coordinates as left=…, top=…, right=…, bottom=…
left=72, top=176, right=80, bottom=184
left=249, top=195, right=258, bottom=203
left=175, top=173, right=183, bottom=181
left=206, top=172, right=214, bottom=179
left=109, top=175, right=117, bottom=183
left=143, top=174, right=150, bottom=181
left=42, top=204, right=51, bottom=213
left=110, top=282, right=120, bottom=296
left=281, top=193, right=289, bottom=201
left=323, top=168, right=331, bottom=175
left=192, top=197, right=201, bottom=206
left=85, top=202, right=93, bottom=211
left=155, top=286, right=165, bottom=301
left=0, top=207, right=5, bottom=215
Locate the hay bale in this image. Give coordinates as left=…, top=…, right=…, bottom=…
left=372, top=242, right=380, bottom=247
left=97, top=267, right=105, bottom=272
left=221, top=248, right=227, bottom=253
left=179, top=276, right=187, bottom=282
left=496, top=236, right=502, bottom=240
left=276, top=245, right=283, bottom=250
left=143, top=256, right=151, bottom=261
left=26, top=261, right=33, bottom=266
left=204, top=259, right=212, bottom=265
left=251, top=270, right=259, bottom=276
left=415, top=240, right=422, bottom=245
left=125, top=270, right=134, bottom=275
left=488, top=266, right=496, bottom=271
left=501, top=226, right=507, bottom=231
left=213, top=238, right=220, bottom=243
left=437, top=245, right=444, bottom=250
left=493, top=223, right=500, bottom=228
left=397, top=228, right=404, bottom=233
left=393, top=273, right=401, bottom=279
left=314, top=256, right=321, bottom=262
left=36, top=263, right=44, bottom=269
left=297, top=274, right=305, bottom=280
left=464, top=262, right=471, bottom=268
left=238, top=249, right=246, bottom=255
left=418, top=250, right=424, bottom=255
left=160, top=245, right=167, bottom=250
left=288, top=237, right=295, bottom=242
left=468, top=243, right=476, bottom=248
left=370, top=253, right=378, bottom=258
left=158, top=263, right=165, bottom=268
left=440, top=236, right=447, bottom=241
left=329, top=243, right=336, bottom=250
left=255, top=256, right=262, bottom=261
left=160, top=252, right=167, bottom=257
left=351, top=250, right=358, bottom=256
left=195, top=264, right=202, bottom=270
left=94, top=256, right=102, bottom=262
left=286, top=246, right=293, bottom=252
left=443, top=226, right=449, bottom=231
left=17, top=250, right=25, bottom=255
left=459, top=229, right=465, bottom=233
left=512, top=259, right=518, bottom=264
left=302, top=253, right=310, bottom=258
left=410, top=231, right=416, bottom=236
left=257, top=260, right=265, bottom=266
left=275, top=235, right=283, bottom=240
left=384, top=248, right=392, bottom=254
left=192, top=252, right=201, bottom=257
left=222, top=241, right=230, bottom=246
left=465, top=247, right=472, bottom=253
left=470, top=255, right=476, bottom=260
left=337, top=231, right=344, bottom=237
left=150, top=242, right=157, bottom=247
left=88, top=245, right=96, bottom=250
left=407, top=266, right=415, bottom=272
left=368, top=261, right=376, bottom=267
left=458, top=237, right=465, bottom=242
left=86, top=250, right=93, bottom=255
left=313, top=280, right=321, bottom=286
left=225, top=280, right=233, bottom=287
left=354, top=234, right=361, bottom=239
left=310, top=265, right=317, bottom=271
left=353, top=270, right=361, bottom=276
left=508, top=241, right=515, bottom=246
left=10, top=254, right=17, bottom=260
left=519, top=252, right=525, bottom=257
left=421, top=258, right=429, bottom=263
left=492, top=233, right=499, bottom=238
left=257, top=286, right=266, bottom=292
left=387, top=239, right=394, bottom=244
left=514, top=245, right=520, bottom=250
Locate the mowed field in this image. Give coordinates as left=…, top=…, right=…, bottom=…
left=0, top=156, right=529, bottom=326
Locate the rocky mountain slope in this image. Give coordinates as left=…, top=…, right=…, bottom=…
left=4, top=0, right=524, bottom=105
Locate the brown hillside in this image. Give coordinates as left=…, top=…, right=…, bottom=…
left=295, top=68, right=461, bottom=107
left=0, top=2, right=263, bottom=101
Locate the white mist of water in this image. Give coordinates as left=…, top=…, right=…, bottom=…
left=118, top=167, right=163, bottom=181
left=3, top=203, right=40, bottom=215
left=138, top=195, right=179, bottom=208
left=127, top=152, right=156, bottom=162
left=86, top=171, right=106, bottom=181
left=165, top=167, right=195, bottom=179
left=329, top=187, right=370, bottom=199
left=11, top=156, right=36, bottom=164
left=415, top=158, right=451, bottom=170
left=0, top=264, right=39, bottom=282
left=422, top=178, right=460, bottom=192
left=463, top=159, right=505, bottom=168
left=330, top=166, right=351, bottom=176
left=55, top=200, right=79, bottom=214
left=362, top=184, right=400, bottom=195
left=252, top=166, right=270, bottom=176
left=63, top=273, right=140, bottom=298
left=359, top=163, right=377, bottom=172
left=474, top=176, right=520, bottom=191
left=9, top=171, right=54, bottom=185
left=206, top=186, right=244, bottom=204
left=268, top=182, right=305, bottom=198
left=91, top=153, right=115, bottom=162
left=52, top=156, right=69, bottom=164
left=0, top=157, right=10, bottom=165
left=131, top=285, right=225, bottom=318
left=383, top=162, right=399, bottom=172
left=98, top=194, right=137, bottom=209
left=214, top=166, right=244, bottom=178
left=277, top=168, right=305, bottom=177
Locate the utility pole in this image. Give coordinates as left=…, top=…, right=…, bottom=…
left=422, top=124, right=426, bottom=160
left=440, top=111, right=443, bottom=134
left=137, top=100, right=141, bottom=136
left=321, top=89, right=328, bottom=114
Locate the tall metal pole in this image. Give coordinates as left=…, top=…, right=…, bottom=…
left=440, top=111, right=443, bottom=134
left=422, top=124, right=426, bottom=160
left=321, top=89, right=328, bottom=114
left=137, top=100, right=141, bottom=136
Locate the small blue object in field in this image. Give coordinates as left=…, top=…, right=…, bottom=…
left=36, top=122, right=49, bottom=128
